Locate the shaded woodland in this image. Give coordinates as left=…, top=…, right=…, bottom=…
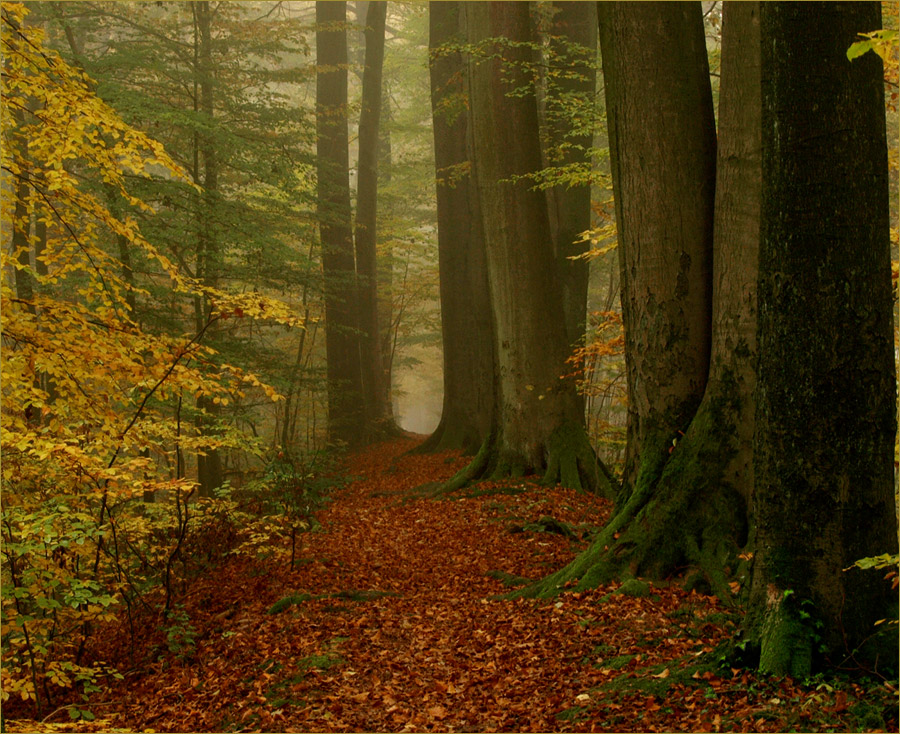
left=1, top=1, right=898, bottom=731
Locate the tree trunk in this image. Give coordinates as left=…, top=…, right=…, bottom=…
left=194, top=0, right=223, bottom=496
left=457, top=1, right=612, bottom=494
left=11, top=181, right=35, bottom=312
left=419, top=0, right=495, bottom=455
left=316, top=0, right=365, bottom=447
left=546, top=1, right=596, bottom=357
left=525, top=0, right=755, bottom=600
left=354, top=0, right=394, bottom=438
left=377, top=82, right=395, bottom=427
left=599, top=1, right=716, bottom=496
left=746, top=1, right=897, bottom=677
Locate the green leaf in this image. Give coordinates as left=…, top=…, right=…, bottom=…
left=846, top=40, right=874, bottom=61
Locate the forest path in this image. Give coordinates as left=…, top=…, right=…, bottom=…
left=104, top=438, right=888, bottom=733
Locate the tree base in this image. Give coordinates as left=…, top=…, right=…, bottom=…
left=516, top=406, right=749, bottom=603
left=436, top=423, right=615, bottom=497
left=409, top=416, right=482, bottom=456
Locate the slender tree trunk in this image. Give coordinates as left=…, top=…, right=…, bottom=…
left=377, top=82, right=395, bottom=426
left=419, top=0, right=495, bottom=454
left=355, top=0, right=393, bottom=438
left=194, top=0, right=223, bottom=496
left=746, top=1, right=897, bottom=677
left=317, top=0, right=365, bottom=447
left=12, top=181, right=34, bottom=312
left=456, top=1, right=612, bottom=494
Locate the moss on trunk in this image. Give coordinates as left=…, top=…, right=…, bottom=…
left=518, top=401, right=748, bottom=602
left=436, top=422, right=614, bottom=497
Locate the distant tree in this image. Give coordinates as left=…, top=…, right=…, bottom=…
left=317, top=0, right=365, bottom=446
left=193, top=0, right=224, bottom=495
left=420, top=0, right=495, bottom=454
left=455, top=1, right=613, bottom=494
left=745, top=1, right=898, bottom=676
left=354, top=0, right=396, bottom=437
left=543, top=1, right=597, bottom=357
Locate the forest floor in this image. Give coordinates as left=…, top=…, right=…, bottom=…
left=8, top=437, right=898, bottom=733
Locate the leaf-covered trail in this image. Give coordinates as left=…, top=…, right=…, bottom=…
left=98, top=438, right=895, bottom=732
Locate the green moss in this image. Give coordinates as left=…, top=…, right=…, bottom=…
left=555, top=705, right=588, bottom=722
left=266, top=593, right=313, bottom=615
left=598, top=654, right=634, bottom=670
left=454, top=484, right=526, bottom=500
left=542, top=422, right=614, bottom=497
left=615, top=578, right=651, bottom=597
left=331, top=589, right=400, bottom=602
left=519, top=515, right=577, bottom=539
left=296, top=652, right=345, bottom=672
left=485, top=569, right=532, bottom=587
left=758, top=594, right=813, bottom=677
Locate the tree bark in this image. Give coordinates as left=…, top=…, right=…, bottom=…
left=746, top=1, right=897, bottom=677
left=419, top=0, right=495, bottom=455
left=458, top=1, right=612, bottom=494
left=316, top=0, right=365, bottom=447
left=354, top=0, right=394, bottom=438
left=194, top=0, right=223, bottom=496
left=599, top=1, right=716, bottom=496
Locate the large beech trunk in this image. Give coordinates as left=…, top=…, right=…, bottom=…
left=418, top=1, right=495, bottom=455
left=745, top=1, right=897, bottom=677
left=452, top=1, right=612, bottom=495
left=526, top=1, right=756, bottom=599
left=600, top=1, right=715, bottom=497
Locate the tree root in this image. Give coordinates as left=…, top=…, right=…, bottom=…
left=433, top=423, right=614, bottom=498
left=514, top=409, right=749, bottom=604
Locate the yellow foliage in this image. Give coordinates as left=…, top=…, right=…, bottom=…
left=0, top=3, right=297, bottom=715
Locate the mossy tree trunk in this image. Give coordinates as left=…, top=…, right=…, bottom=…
left=523, top=1, right=758, bottom=599
left=316, top=0, right=365, bottom=448
left=600, top=1, right=716, bottom=498
left=744, top=1, right=898, bottom=677
left=418, top=1, right=495, bottom=456
left=456, top=1, right=613, bottom=496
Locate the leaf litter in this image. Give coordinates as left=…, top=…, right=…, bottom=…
left=11, top=437, right=896, bottom=733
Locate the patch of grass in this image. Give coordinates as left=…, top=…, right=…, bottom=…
left=481, top=500, right=508, bottom=512
left=599, top=657, right=719, bottom=698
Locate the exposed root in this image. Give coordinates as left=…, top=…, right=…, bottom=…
left=515, top=410, right=749, bottom=604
